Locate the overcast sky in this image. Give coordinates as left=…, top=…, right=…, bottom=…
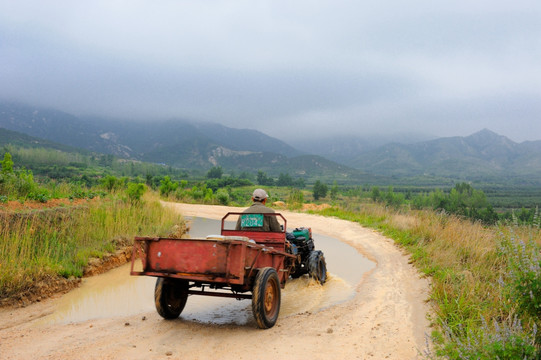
left=1, top=1, right=540, bottom=142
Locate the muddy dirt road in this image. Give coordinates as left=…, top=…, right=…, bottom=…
left=0, top=203, right=431, bottom=359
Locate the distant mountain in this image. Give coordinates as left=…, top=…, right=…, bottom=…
left=4, top=101, right=538, bottom=184
left=288, top=133, right=435, bottom=164
left=0, top=127, right=87, bottom=154
left=350, top=129, right=541, bottom=181
left=0, top=101, right=371, bottom=181
left=0, top=102, right=301, bottom=158
left=0, top=102, right=139, bottom=157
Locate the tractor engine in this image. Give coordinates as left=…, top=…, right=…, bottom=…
left=286, top=227, right=314, bottom=258
left=286, top=227, right=326, bottom=283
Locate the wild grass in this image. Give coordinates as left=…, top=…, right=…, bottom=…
left=316, top=203, right=541, bottom=358
left=0, top=192, right=183, bottom=299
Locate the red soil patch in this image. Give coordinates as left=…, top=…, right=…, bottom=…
left=0, top=198, right=95, bottom=213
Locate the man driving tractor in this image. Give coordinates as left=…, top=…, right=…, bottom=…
left=235, top=188, right=282, bottom=232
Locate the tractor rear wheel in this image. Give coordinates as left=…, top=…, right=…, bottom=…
left=308, top=251, right=327, bottom=284
left=154, top=277, right=189, bottom=319
left=252, top=267, right=281, bottom=329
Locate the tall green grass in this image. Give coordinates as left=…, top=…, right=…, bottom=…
left=0, top=192, right=183, bottom=299
left=315, top=203, right=541, bottom=358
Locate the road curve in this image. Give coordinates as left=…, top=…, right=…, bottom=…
left=0, top=203, right=431, bottom=360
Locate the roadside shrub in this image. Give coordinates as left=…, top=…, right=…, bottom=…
left=0, top=154, right=55, bottom=201
left=215, top=188, right=230, bottom=205
left=15, top=169, right=38, bottom=196
left=317, top=203, right=541, bottom=358
left=159, top=176, right=178, bottom=197
left=28, top=191, right=49, bottom=203
left=436, top=230, right=541, bottom=358
left=442, top=316, right=538, bottom=360
left=189, top=184, right=213, bottom=202
left=190, top=185, right=204, bottom=200
left=1, top=152, right=14, bottom=173
left=126, top=182, right=146, bottom=203
left=500, top=232, right=541, bottom=320
left=69, top=187, right=87, bottom=200
left=86, top=191, right=101, bottom=199
left=101, top=175, right=123, bottom=191
left=174, top=187, right=188, bottom=200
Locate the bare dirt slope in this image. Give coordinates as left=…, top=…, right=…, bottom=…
left=0, top=203, right=431, bottom=360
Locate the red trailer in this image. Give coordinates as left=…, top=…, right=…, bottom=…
left=130, top=212, right=298, bottom=329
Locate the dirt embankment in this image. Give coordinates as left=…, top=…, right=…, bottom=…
left=0, top=203, right=431, bottom=360
left=1, top=197, right=185, bottom=307
left=0, top=200, right=97, bottom=307
left=0, top=241, right=133, bottom=308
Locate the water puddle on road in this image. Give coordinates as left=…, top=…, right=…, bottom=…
left=45, top=217, right=374, bottom=325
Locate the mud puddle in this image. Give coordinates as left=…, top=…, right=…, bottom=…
left=45, top=217, right=374, bottom=326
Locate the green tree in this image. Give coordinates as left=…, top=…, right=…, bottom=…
left=206, top=166, right=223, bottom=179
left=1, top=152, right=14, bottom=174
left=238, top=171, right=254, bottom=181
left=215, top=188, right=230, bottom=205
left=126, top=182, right=146, bottom=203
left=257, top=171, right=274, bottom=186
left=429, top=188, right=448, bottom=210
left=313, top=180, right=328, bottom=200
left=330, top=181, right=339, bottom=200
left=102, top=175, right=122, bottom=192
left=371, top=186, right=381, bottom=202
left=145, top=173, right=153, bottom=186
left=277, top=173, right=294, bottom=186
left=159, top=176, right=178, bottom=197
left=294, top=177, right=306, bottom=189
left=190, top=184, right=213, bottom=201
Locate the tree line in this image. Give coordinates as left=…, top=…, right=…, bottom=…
left=369, top=182, right=540, bottom=226
left=3, top=147, right=539, bottom=226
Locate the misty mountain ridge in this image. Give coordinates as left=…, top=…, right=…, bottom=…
left=350, top=129, right=541, bottom=180
left=0, top=101, right=369, bottom=181
left=0, top=102, right=301, bottom=156
left=0, top=101, right=300, bottom=157
left=288, top=133, right=437, bottom=164
left=0, top=127, right=89, bottom=154
left=2, top=101, right=541, bottom=184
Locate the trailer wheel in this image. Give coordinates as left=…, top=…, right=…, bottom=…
left=308, top=251, right=327, bottom=285
left=155, top=277, right=188, bottom=319
left=252, top=267, right=281, bottom=329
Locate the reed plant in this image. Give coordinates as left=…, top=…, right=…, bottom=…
left=0, top=192, right=183, bottom=300
left=317, top=202, right=541, bottom=358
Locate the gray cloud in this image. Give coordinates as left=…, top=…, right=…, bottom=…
left=0, top=0, right=540, bottom=142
